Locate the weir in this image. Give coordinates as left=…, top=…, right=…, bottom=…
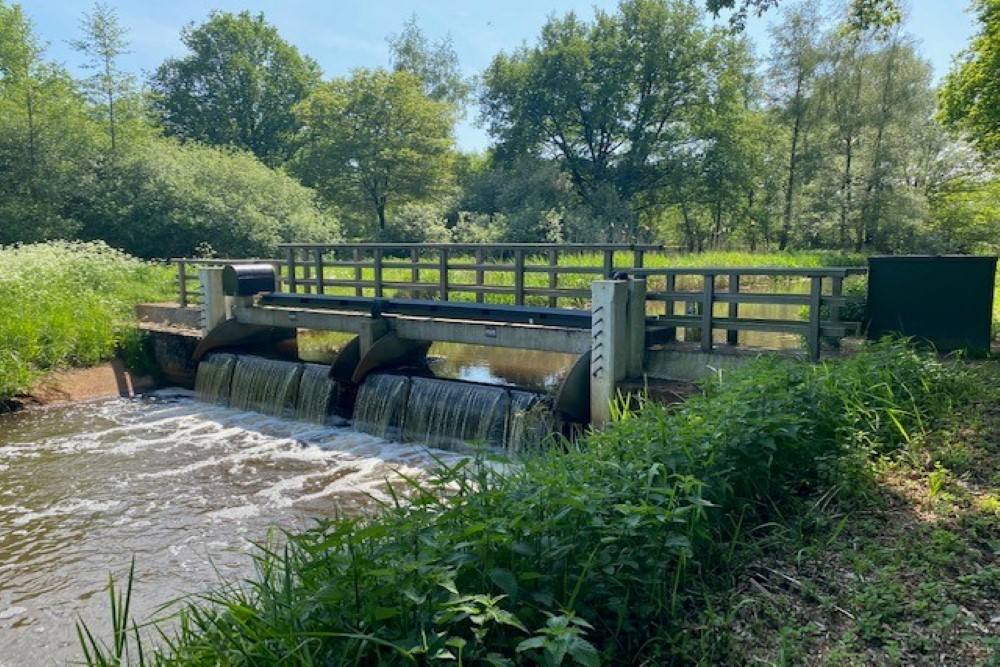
left=195, top=353, right=551, bottom=452
left=142, top=243, right=878, bottom=427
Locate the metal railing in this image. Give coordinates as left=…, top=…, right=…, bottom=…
left=174, top=257, right=283, bottom=308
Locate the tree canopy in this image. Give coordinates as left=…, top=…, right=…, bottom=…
left=939, top=0, right=1000, bottom=158
left=149, top=11, right=321, bottom=166
left=293, top=69, right=456, bottom=237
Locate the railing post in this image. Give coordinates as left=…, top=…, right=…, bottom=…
left=438, top=248, right=449, bottom=301
left=808, top=275, right=823, bottom=361
left=626, top=278, right=646, bottom=378
left=727, top=272, right=739, bottom=346
left=475, top=248, right=485, bottom=304
left=826, top=275, right=844, bottom=349
left=373, top=248, right=384, bottom=298
left=663, top=273, right=677, bottom=341
left=177, top=260, right=188, bottom=308
left=548, top=249, right=558, bottom=308
left=633, top=248, right=644, bottom=269
left=514, top=249, right=525, bottom=306
left=411, top=248, right=420, bottom=287
left=603, top=249, right=614, bottom=278
left=302, top=250, right=313, bottom=295
left=353, top=248, right=363, bottom=297
left=590, top=280, right=628, bottom=426
left=701, top=273, right=715, bottom=353
left=286, top=247, right=298, bottom=294
left=314, top=247, right=325, bottom=295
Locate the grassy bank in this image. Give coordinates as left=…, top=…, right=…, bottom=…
left=0, top=241, right=174, bottom=399
left=80, top=341, right=998, bottom=665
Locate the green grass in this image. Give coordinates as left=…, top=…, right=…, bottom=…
left=0, top=241, right=174, bottom=399
left=78, top=341, right=995, bottom=665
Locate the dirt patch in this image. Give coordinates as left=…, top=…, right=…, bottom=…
left=1, top=361, right=158, bottom=414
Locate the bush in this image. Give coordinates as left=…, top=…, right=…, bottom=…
left=75, top=138, right=340, bottom=259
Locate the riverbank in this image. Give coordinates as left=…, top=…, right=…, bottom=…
left=0, top=361, right=158, bottom=414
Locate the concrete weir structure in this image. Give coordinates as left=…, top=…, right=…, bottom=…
left=142, top=244, right=878, bottom=427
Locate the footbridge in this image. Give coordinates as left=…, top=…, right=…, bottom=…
left=146, top=243, right=868, bottom=424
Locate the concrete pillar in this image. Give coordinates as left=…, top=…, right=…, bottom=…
left=626, top=278, right=646, bottom=378
left=590, top=280, right=628, bottom=426
left=358, top=318, right=390, bottom=357
left=198, top=268, right=227, bottom=333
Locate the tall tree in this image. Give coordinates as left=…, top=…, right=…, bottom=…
left=70, top=2, right=133, bottom=153
left=0, top=1, right=98, bottom=244
left=706, top=0, right=901, bottom=31
left=388, top=17, right=469, bottom=106
left=292, top=69, right=456, bottom=236
left=767, top=2, right=824, bottom=250
left=940, top=0, right=1000, bottom=159
left=481, top=0, right=732, bottom=242
left=149, top=11, right=321, bottom=166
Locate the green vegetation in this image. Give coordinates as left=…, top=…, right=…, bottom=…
left=0, top=241, right=173, bottom=399
left=78, top=341, right=998, bottom=664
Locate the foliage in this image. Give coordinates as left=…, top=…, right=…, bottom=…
left=0, top=1, right=101, bottom=244
left=388, top=16, right=470, bottom=106
left=0, top=241, right=173, bottom=398
left=70, top=2, right=139, bottom=153
left=940, top=0, right=1000, bottom=159
left=79, top=341, right=980, bottom=665
left=149, top=11, right=321, bottom=166
left=705, top=0, right=901, bottom=32
left=293, top=69, right=456, bottom=236
left=481, top=0, right=734, bottom=242
left=73, top=137, right=338, bottom=259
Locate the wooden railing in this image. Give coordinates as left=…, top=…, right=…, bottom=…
left=633, top=267, right=867, bottom=360
left=171, top=246, right=868, bottom=360
left=276, top=243, right=669, bottom=307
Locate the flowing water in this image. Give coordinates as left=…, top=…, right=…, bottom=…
left=0, top=391, right=467, bottom=666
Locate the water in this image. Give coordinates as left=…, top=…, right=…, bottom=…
left=401, top=377, right=509, bottom=451
left=0, top=393, right=466, bottom=666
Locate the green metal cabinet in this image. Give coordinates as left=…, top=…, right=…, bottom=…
left=866, top=255, right=997, bottom=353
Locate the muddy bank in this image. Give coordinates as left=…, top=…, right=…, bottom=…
left=0, top=360, right=157, bottom=414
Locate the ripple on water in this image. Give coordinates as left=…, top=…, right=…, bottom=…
left=0, top=391, right=466, bottom=667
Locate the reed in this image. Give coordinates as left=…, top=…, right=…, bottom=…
left=77, top=340, right=982, bottom=665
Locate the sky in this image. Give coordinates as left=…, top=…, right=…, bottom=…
left=15, top=0, right=980, bottom=152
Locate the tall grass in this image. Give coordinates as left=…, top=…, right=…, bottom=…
left=79, top=340, right=979, bottom=665
left=0, top=241, right=174, bottom=398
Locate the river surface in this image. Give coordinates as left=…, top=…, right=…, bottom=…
left=0, top=391, right=466, bottom=666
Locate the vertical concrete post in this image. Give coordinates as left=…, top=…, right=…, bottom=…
left=590, top=280, right=628, bottom=426
left=358, top=318, right=390, bottom=357
left=198, top=267, right=227, bottom=333
left=626, top=278, right=646, bottom=378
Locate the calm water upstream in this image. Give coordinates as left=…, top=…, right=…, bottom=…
left=0, top=391, right=466, bottom=666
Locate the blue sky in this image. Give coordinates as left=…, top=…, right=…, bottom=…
left=16, top=0, right=979, bottom=151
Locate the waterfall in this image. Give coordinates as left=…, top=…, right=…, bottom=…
left=401, top=377, right=509, bottom=451
left=227, top=356, right=303, bottom=418
left=351, top=374, right=410, bottom=440
left=506, top=390, right=554, bottom=453
left=194, top=353, right=236, bottom=405
left=295, top=363, right=337, bottom=424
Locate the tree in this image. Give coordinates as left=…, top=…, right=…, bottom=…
left=292, top=69, right=456, bottom=237
left=149, top=11, right=321, bottom=166
left=0, top=1, right=99, bottom=244
left=481, top=0, right=733, bottom=242
left=706, top=0, right=901, bottom=31
left=388, top=17, right=469, bottom=106
left=940, top=0, right=1000, bottom=158
left=70, top=2, right=134, bottom=153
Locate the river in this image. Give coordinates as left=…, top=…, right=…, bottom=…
left=0, top=391, right=467, bottom=666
